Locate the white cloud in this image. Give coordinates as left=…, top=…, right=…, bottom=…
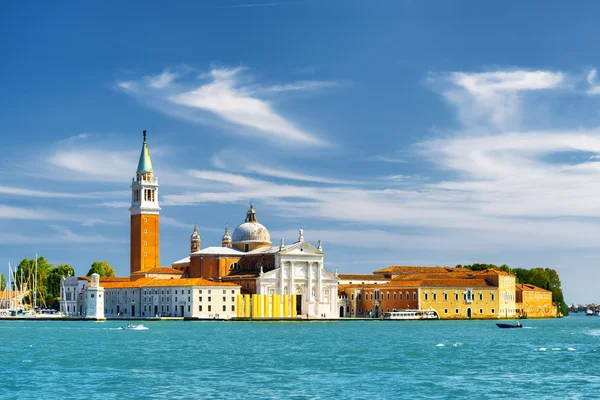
left=0, top=205, right=71, bottom=221
left=266, top=80, right=345, bottom=93
left=0, top=186, right=92, bottom=199
left=586, top=68, right=600, bottom=95
left=118, top=66, right=336, bottom=147
left=438, top=69, right=564, bottom=129
left=147, top=70, right=178, bottom=89
left=48, top=225, right=122, bottom=244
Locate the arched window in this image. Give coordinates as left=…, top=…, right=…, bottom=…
left=229, top=262, right=240, bottom=270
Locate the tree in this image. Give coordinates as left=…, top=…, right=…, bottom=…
left=14, top=256, right=53, bottom=307
left=0, top=274, right=5, bottom=291
left=46, top=264, right=75, bottom=299
left=87, top=261, right=115, bottom=277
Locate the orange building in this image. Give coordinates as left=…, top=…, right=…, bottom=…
left=516, top=283, right=556, bottom=318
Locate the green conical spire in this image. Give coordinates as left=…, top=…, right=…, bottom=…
left=136, top=130, right=153, bottom=174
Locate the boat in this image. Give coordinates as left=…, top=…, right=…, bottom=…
left=382, top=309, right=440, bottom=320
left=586, top=309, right=594, bottom=316
left=119, top=324, right=148, bottom=330
left=496, top=323, right=523, bottom=329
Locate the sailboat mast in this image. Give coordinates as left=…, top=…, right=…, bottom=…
left=34, top=254, right=37, bottom=311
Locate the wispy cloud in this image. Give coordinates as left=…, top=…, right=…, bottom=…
left=117, top=66, right=339, bottom=147
left=0, top=185, right=92, bottom=199
left=48, top=225, right=122, bottom=244
left=265, top=80, right=345, bottom=93
left=434, top=69, right=565, bottom=129
left=586, top=68, right=600, bottom=95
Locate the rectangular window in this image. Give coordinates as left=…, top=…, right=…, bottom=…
left=223, top=305, right=226, bottom=312
left=444, top=293, right=448, bottom=301
left=424, top=292, right=428, bottom=300
left=455, top=292, right=459, bottom=301
left=444, top=309, right=448, bottom=314
left=208, top=297, right=212, bottom=302
left=232, top=290, right=235, bottom=294
left=199, top=305, right=202, bottom=312
left=479, top=308, right=483, bottom=314
left=394, top=292, right=397, bottom=300
left=223, top=290, right=226, bottom=294
left=208, top=290, right=211, bottom=294
left=433, top=292, right=437, bottom=301
left=231, top=297, right=235, bottom=302
left=491, top=308, right=495, bottom=314
left=208, top=305, right=212, bottom=312
left=231, top=305, right=235, bottom=311
left=491, top=293, right=495, bottom=301
left=399, top=292, right=403, bottom=300
left=479, top=293, right=483, bottom=301
left=167, top=305, right=169, bottom=312
left=387, top=292, right=390, bottom=300
left=223, top=297, right=226, bottom=302
left=455, top=309, right=459, bottom=314
left=188, top=305, right=191, bottom=312
left=199, top=290, right=202, bottom=294
left=199, top=297, right=202, bottom=302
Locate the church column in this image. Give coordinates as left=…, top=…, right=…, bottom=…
left=289, top=262, right=295, bottom=295
left=279, top=262, right=285, bottom=295
left=307, top=263, right=312, bottom=302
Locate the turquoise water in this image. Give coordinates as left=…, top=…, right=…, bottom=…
left=1, top=316, right=599, bottom=399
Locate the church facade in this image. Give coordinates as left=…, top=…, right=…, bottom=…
left=172, top=207, right=339, bottom=318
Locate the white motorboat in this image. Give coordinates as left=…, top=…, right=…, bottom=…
left=382, top=309, right=440, bottom=320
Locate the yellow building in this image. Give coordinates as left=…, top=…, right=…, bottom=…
left=516, top=284, right=555, bottom=318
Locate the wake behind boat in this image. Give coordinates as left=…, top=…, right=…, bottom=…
left=119, top=324, right=149, bottom=331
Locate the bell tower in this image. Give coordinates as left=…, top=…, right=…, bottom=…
left=190, top=224, right=200, bottom=253
left=130, top=130, right=160, bottom=275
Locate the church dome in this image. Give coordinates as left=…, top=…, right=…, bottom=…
left=232, top=204, right=271, bottom=245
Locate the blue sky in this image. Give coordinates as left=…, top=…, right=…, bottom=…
left=2, top=1, right=600, bottom=303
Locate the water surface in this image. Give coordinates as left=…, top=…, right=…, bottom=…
left=1, top=315, right=599, bottom=399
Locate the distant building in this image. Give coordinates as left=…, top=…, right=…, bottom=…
left=516, top=283, right=556, bottom=318
left=339, top=267, right=517, bottom=319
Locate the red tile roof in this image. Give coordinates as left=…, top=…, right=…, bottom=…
left=101, top=277, right=238, bottom=289
left=515, top=283, right=551, bottom=293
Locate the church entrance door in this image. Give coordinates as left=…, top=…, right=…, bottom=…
left=154, top=305, right=158, bottom=316
left=296, top=295, right=302, bottom=316
left=339, top=306, right=344, bottom=317
left=181, top=305, right=184, bottom=317
left=131, top=305, right=135, bottom=317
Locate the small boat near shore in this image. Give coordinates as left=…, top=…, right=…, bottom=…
left=383, top=309, right=440, bottom=320
left=496, top=323, right=523, bottom=329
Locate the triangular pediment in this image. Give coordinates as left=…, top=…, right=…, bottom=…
left=278, top=241, right=324, bottom=256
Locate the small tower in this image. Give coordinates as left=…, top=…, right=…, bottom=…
left=317, top=240, right=323, bottom=251
left=190, top=224, right=201, bottom=253
left=222, top=226, right=232, bottom=248
left=130, top=130, right=161, bottom=275
left=85, top=273, right=105, bottom=320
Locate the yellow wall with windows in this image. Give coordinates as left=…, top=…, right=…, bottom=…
left=418, top=287, right=502, bottom=320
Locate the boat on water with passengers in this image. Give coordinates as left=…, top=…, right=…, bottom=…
left=496, top=322, right=523, bottom=329
left=382, top=309, right=440, bottom=320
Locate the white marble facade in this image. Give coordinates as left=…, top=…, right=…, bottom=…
left=256, top=240, right=339, bottom=318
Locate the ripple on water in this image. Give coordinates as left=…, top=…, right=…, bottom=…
left=0, top=317, right=599, bottom=399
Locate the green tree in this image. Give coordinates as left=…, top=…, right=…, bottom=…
left=46, top=264, right=75, bottom=299
left=0, top=273, right=5, bottom=291
left=87, top=261, right=116, bottom=277
left=14, top=256, right=53, bottom=307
